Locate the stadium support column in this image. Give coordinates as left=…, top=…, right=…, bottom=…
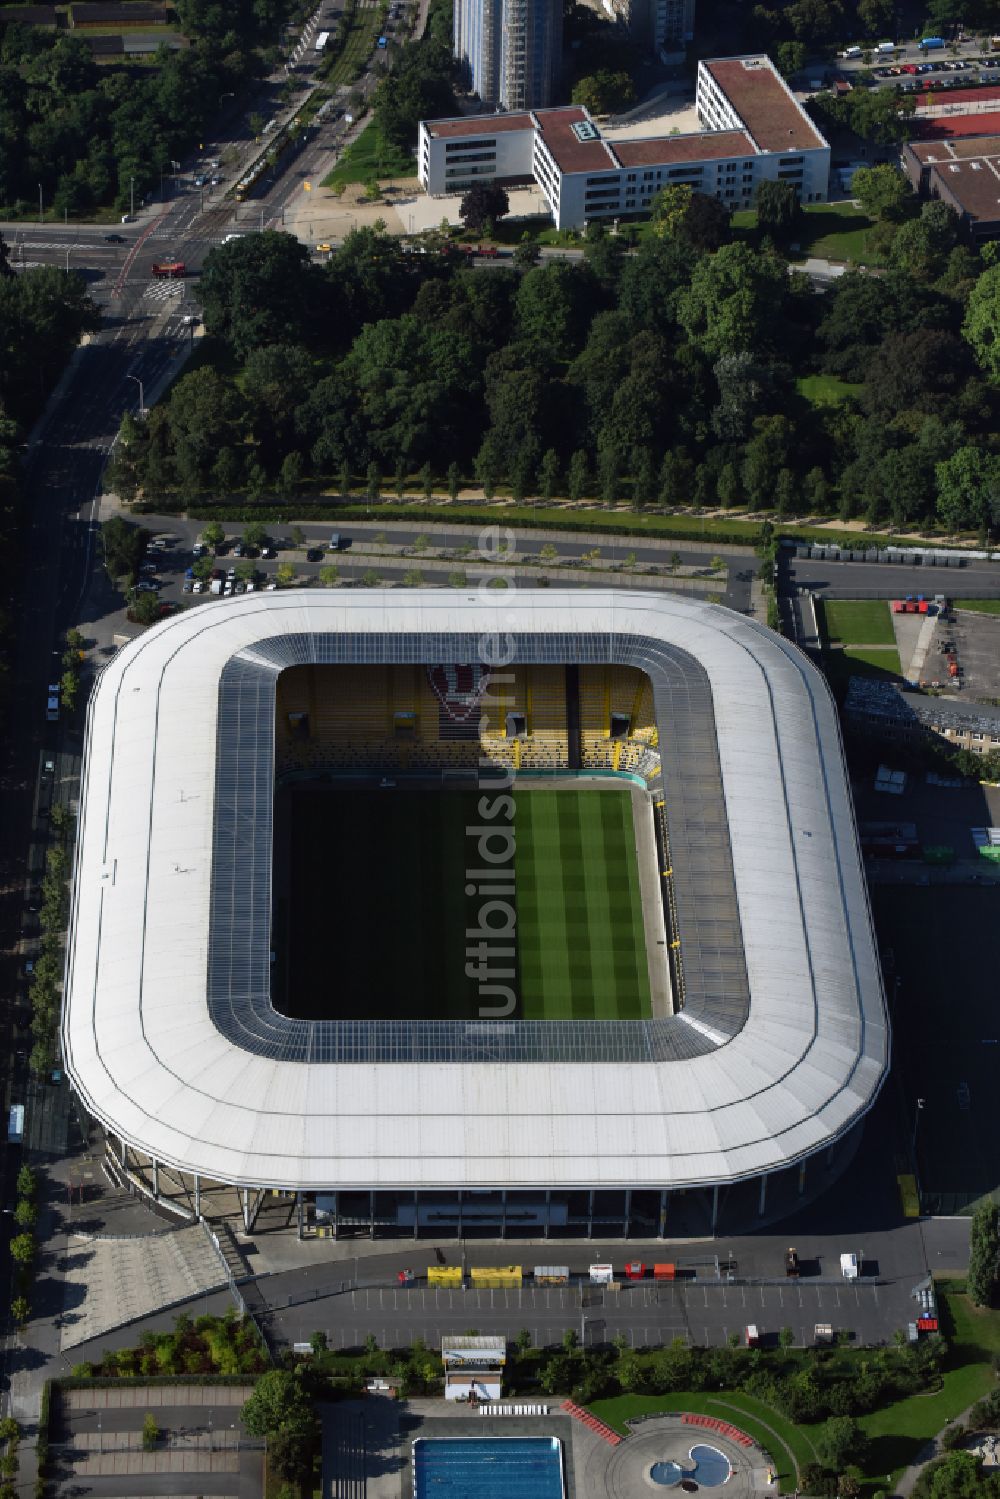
left=659, top=1190, right=669, bottom=1238
left=152, top=1158, right=159, bottom=1198
left=194, top=1175, right=201, bottom=1218
left=711, top=1184, right=719, bottom=1234
left=370, top=1189, right=376, bottom=1239
left=798, top=1161, right=807, bottom=1195
left=545, top=1189, right=551, bottom=1239
left=587, top=1189, right=594, bottom=1237
left=296, top=1192, right=304, bottom=1240
left=758, top=1175, right=767, bottom=1216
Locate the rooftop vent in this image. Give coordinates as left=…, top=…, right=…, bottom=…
left=571, top=120, right=600, bottom=142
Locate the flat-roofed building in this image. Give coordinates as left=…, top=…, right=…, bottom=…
left=904, top=135, right=1000, bottom=241
left=418, top=56, right=830, bottom=229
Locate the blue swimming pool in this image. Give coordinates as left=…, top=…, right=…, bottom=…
left=413, top=1437, right=565, bottom=1499
left=649, top=1445, right=732, bottom=1488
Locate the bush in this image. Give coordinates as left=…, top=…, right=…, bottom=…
left=939, top=1424, right=966, bottom=1451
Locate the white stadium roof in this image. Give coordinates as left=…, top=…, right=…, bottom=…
left=63, top=590, right=888, bottom=1192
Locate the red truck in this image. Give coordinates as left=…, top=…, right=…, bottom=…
left=151, top=260, right=186, bottom=278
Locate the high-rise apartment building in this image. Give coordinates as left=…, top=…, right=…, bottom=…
left=453, top=0, right=561, bottom=110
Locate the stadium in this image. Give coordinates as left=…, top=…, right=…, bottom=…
left=62, top=589, right=889, bottom=1239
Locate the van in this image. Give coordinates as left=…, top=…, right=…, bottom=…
left=877, top=40, right=896, bottom=52
left=46, top=695, right=59, bottom=722
left=842, top=45, right=862, bottom=57
left=329, top=532, right=342, bottom=551
left=210, top=578, right=223, bottom=594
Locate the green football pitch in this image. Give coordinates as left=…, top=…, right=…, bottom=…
left=283, top=786, right=651, bottom=1021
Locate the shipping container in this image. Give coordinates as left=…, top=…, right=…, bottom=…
left=624, top=1262, right=646, bottom=1281
left=470, top=1265, right=522, bottom=1288
left=428, top=1266, right=463, bottom=1288
left=653, top=1262, right=677, bottom=1280
left=533, top=1266, right=570, bottom=1285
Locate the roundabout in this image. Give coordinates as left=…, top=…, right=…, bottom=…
left=602, top=1416, right=777, bottom=1499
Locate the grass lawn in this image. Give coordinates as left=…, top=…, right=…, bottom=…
left=953, top=600, right=1000, bottom=615
left=819, top=599, right=897, bottom=646
left=796, top=374, right=864, bottom=407
left=587, top=1392, right=803, bottom=1492
left=322, top=119, right=414, bottom=188
left=860, top=1286, right=1000, bottom=1482
left=731, top=202, right=882, bottom=265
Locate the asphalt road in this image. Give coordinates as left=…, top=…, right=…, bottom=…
left=785, top=553, right=1000, bottom=601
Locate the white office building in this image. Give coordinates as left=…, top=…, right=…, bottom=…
left=418, top=55, right=830, bottom=230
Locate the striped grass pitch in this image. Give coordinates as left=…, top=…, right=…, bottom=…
left=514, top=790, right=650, bottom=1020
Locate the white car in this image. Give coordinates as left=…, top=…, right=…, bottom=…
left=192, top=580, right=205, bottom=593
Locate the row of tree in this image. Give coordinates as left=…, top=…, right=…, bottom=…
left=109, top=170, right=1000, bottom=536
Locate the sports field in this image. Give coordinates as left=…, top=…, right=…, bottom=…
left=281, top=787, right=650, bottom=1022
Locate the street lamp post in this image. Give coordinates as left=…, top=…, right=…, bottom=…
left=38, top=183, right=43, bottom=225
left=64, top=246, right=71, bottom=272
left=130, top=176, right=135, bottom=219
left=911, top=1097, right=925, bottom=1162
left=126, top=374, right=145, bottom=418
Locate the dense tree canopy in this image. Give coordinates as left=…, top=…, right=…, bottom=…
left=111, top=208, right=1000, bottom=540
left=0, top=0, right=294, bottom=217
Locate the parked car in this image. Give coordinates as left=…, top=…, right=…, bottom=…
left=104, top=233, right=125, bottom=243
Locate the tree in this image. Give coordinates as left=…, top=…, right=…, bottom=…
left=717, top=461, right=739, bottom=509
left=13, top=1201, right=36, bottom=1231
left=319, top=565, right=339, bottom=587
left=10, top=1299, right=28, bottom=1327
left=199, top=231, right=324, bottom=361
left=9, top=1235, right=34, bottom=1267
left=571, top=70, right=636, bottom=114
left=269, top=1429, right=312, bottom=1484
left=16, top=1167, right=35, bottom=1199
left=141, top=1414, right=159, bottom=1452
left=447, top=461, right=461, bottom=501
left=460, top=182, right=509, bottom=236
left=678, top=243, right=789, bottom=360
left=366, top=461, right=382, bottom=505
left=279, top=450, right=304, bottom=494
left=102, top=515, right=148, bottom=581
left=935, top=448, right=1000, bottom=536
left=651, top=186, right=732, bottom=252
left=241, top=1370, right=316, bottom=1440
left=128, top=590, right=162, bottom=627
left=963, top=264, right=1000, bottom=379
left=632, top=448, right=654, bottom=509
left=851, top=163, right=910, bottom=222
left=968, top=1201, right=1000, bottom=1307
left=659, top=451, right=693, bottom=508
left=201, top=521, right=225, bottom=552
left=276, top=562, right=296, bottom=587
left=243, top=521, right=266, bottom=552
left=513, top=238, right=541, bottom=270
left=816, top=1417, right=870, bottom=1473
left=568, top=450, right=589, bottom=502
left=755, top=179, right=800, bottom=240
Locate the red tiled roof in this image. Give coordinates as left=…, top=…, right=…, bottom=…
left=705, top=57, right=825, bottom=152
left=533, top=107, right=616, bottom=172
left=425, top=113, right=534, bottom=139
left=613, top=129, right=754, bottom=166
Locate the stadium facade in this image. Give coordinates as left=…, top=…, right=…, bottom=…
left=63, top=590, right=888, bottom=1238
